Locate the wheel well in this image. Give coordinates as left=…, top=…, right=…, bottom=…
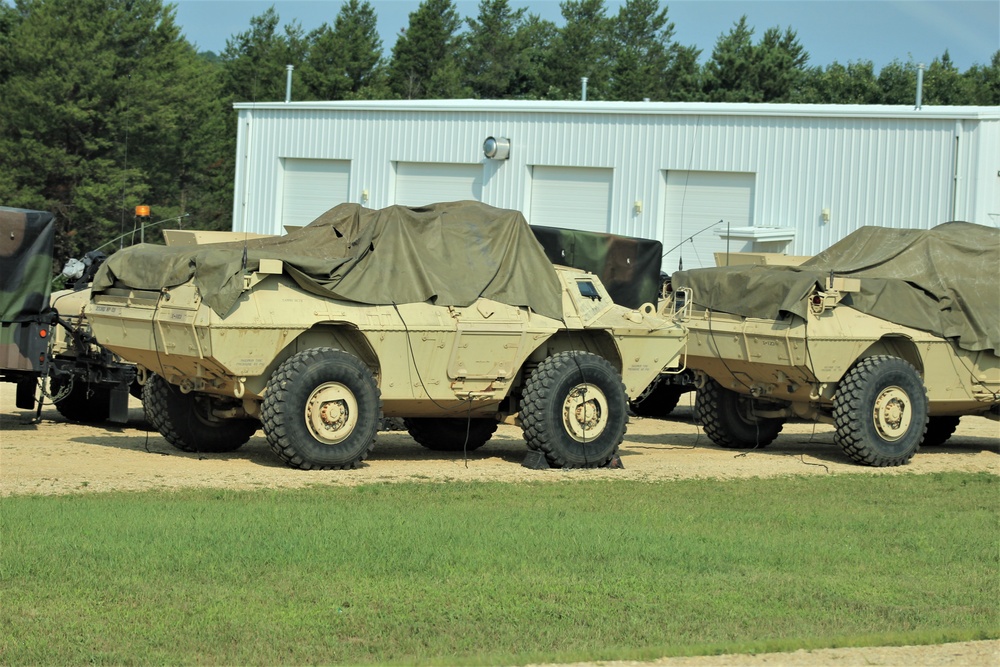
left=247, top=325, right=379, bottom=396
left=525, top=330, right=623, bottom=373
left=857, top=336, right=924, bottom=374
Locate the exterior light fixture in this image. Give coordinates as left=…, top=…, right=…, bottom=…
left=135, top=205, right=150, bottom=218
left=483, top=136, right=510, bottom=160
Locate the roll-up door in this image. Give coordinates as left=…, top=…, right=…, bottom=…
left=529, top=166, right=613, bottom=233
left=394, top=162, right=483, bottom=206
left=662, top=170, right=754, bottom=271
left=281, top=158, right=351, bottom=228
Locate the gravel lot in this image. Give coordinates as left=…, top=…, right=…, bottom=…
left=2, top=388, right=998, bottom=665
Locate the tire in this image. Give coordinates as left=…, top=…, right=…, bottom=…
left=261, top=348, right=381, bottom=470
left=631, top=382, right=684, bottom=418
left=143, top=374, right=258, bottom=453
left=50, top=376, right=111, bottom=423
left=521, top=351, right=628, bottom=468
left=833, top=356, right=928, bottom=467
left=923, top=415, right=961, bottom=448
left=403, top=417, right=498, bottom=452
left=694, top=378, right=784, bottom=449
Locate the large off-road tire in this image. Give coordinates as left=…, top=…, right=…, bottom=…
left=694, top=378, right=784, bottom=449
left=50, top=376, right=111, bottom=423
left=143, top=374, right=258, bottom=453
left=630, top=382, right=685, bottom=418
left=922, top=416, right=961, bottom=448
left=521, top=351, right=628, bottom=468
left=261, top=348, right=381, bottom=470
left=403, top=417, right=498, bottom=452
left=833, top=356, right=928, bottom=467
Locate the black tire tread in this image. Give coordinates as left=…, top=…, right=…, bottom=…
left=521, top=351, right=626, bottom=468
left=695, top=379, right=783, bottom=449
left=832, top=355, right=927, bottom=467
left=630, top=382, right=684, bottom=419
left=923, top=415, right=961, bottom=447
left=143, top=375, right=257, bottom=453
left=403, top=417, right=497, bottom=452
left=261, top=347, right=381, bottom=470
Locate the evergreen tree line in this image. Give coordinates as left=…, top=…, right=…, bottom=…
left=1, top=0, right=997, bottom=266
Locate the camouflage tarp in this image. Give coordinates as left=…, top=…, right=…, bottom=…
left=531, top=226, right=663, bottom=310
left=93, top=201, right=564, bottom=320
left=672, top=221, right=1000, bottom=355
left=1, top=207, right=56, bottom=373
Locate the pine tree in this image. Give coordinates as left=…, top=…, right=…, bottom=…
left=462, top=0, right=529, bottom=99
left=0, top=0, right=227, bottom=261
left=388, top=0, right=467, bottom=99
left=300, top=0, right=388, bottom=101
left=543, top=0, right=612, bottom=100
left=754, top=25, right=808, bottom=102
left=702, top=15, right=758, bottom=102
left=963, top=50, right=1000, bottom=105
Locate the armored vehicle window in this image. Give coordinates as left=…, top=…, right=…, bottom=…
left=577, top=281, right=601, bottom=301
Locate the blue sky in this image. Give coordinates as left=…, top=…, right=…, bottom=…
left=171, top=0, right=999, bottom=71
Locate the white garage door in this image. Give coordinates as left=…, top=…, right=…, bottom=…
left=394, top=162, right=483, bottom=206
left=529, top=166, right=613, bottom=233
left=662, top=170, right=755, bottom=271
left=281, top=158, right=351, bottom=228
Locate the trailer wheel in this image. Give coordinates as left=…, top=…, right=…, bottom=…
left=923, top=416, right=961, bottom=447
left=403, top=417, right=498, bottom=452
left=50, top=376, right=111, bottom=423
left=261, top=348, right=381, bottom=470
left=630, top=382, right=685, bottom=419
left=521, top=351, right=627, bottom=468
left=833, top=356, right=927, bottom=466
left=694, top=378, right=784, bottom=449
left=143, top=374, right=258, bottom=453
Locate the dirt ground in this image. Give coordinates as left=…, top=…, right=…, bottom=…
left=2, top=388, right=998, bottom=665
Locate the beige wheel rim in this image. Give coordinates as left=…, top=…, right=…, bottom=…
left=305, top=382, right=359, bottom=445
left=872, top=385, right=911, bottom=441
left=562, top=383, right=609, bottom=442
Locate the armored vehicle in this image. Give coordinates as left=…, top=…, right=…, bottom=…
left=673, top=222, right=999, bottom=467
left=86, top=202, right=687, bottom=470
left=1, top=207, right=134, bottom=423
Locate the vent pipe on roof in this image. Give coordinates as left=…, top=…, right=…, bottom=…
left=581, top=77, right=588, bottom=102
left=915, top=63, right=924, bottom=110
left=285, top=65, right=294, bottom=103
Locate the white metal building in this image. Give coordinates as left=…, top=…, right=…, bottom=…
left=232, top=100, right=1000, bottom=269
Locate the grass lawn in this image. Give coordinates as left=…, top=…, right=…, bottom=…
left=1, top=472, right=997, bottom=665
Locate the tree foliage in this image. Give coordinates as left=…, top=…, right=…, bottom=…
left=388, top=0, right=466, bottom=99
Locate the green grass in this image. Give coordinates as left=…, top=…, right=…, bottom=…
left=2, top=473, right=998, bottom=665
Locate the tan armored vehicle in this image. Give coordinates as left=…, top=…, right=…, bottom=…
left=86, top=202, right=687, bottom=470
left=673, top=222, right=999, bottom=466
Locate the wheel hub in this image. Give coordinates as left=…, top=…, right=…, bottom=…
left=873, top=385, right=911, bottom=441
left=306, top=382, right=359, bottom=445
left=562, top=383, right=609, bottom=442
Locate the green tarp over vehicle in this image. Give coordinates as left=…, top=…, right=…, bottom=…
left=1, top=207, right=56, bottom=373
left=531, top=226, right=663, bottom=310
left=672, top=222, right=1000, bottom=355
left=93, top=201, right=564, bottom=321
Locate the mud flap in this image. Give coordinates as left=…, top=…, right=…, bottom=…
left=15, top=377, right=36, bottom=410
left=109, top=382, right=130, bottom=423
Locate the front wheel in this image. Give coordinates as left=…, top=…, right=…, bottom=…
left=694, top=378, right=784, bottom=449
left=261, top=348, right=381, bottom=470
left=143, top=374, right=258, bottom=453
left=833, top=356, right=928, bottom=466
left=520, top=351, right=628, bottom=468
left=403, top=417, right=498, bottom=452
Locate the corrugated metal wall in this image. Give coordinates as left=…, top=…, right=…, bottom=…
left=233, top=101, right=999, bottom=258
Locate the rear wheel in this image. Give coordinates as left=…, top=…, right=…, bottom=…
left=521, top=351, right=628, bottom=468
left=922, top=415, right=961, bottom=448
left=694, top=378, right=784, bottom=449
left=833, top=356, right=927, bottom=467
left=630, top=382, right=685, bottom=419
left=261, top=348, right=381, bottom=470
left=50, top=376, right=111, bottom=423
left=143, top=374, right=258, bottom=453
left=404, top=417, right=498, bottom=452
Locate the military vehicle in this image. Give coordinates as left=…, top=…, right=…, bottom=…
left=86, top=202, right=688, bottom=470
left=673, top=222, right=999, bottom=467
left=1, top=207, right=135, bottom=423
